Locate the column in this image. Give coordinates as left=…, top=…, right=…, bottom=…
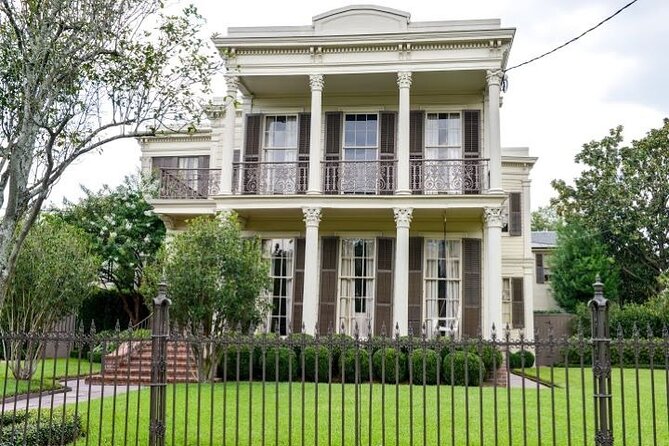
left=486, top=69, right=503, bottom=193
left=521, top=179, right=535, bottom=338
left=396, top=72, right=412, bottom=195
left=302, top=207, right=322, bottom=334
left=483, top=206, right=503, bottom=339
left=393, top=207, right=413, bottom=334
left=220, top=75, right=239, bottom=195
left=307, top=74, right=324, bottom=194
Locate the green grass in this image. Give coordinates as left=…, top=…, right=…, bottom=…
left=67, top=367, right=667, bottom=446
left=0, top=358, right=101, bottom=398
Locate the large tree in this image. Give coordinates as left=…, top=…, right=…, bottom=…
left=0, top=0, right=217, bottom=306
left=531, top=205, right=561, bottom=231
left=551, top=120, right=669, bottom=303
left=57, top=175, right=165, bottom=324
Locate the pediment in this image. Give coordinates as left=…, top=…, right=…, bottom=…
left=313, top=5, right=410, bottom=35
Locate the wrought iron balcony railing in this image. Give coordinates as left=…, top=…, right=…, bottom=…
left=410, top=158, right=489, bottom=194
left=322, top=159, right=396, bottom=194
left=232, top=161, right=308, bottom=195
left=157, top=168, right=221, bottom=199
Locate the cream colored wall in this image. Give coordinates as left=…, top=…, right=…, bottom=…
left=500, top=161, right=531, bottom=278
left=532, top=250, right=560, bottom=311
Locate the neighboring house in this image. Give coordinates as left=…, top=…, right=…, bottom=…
left=531, top=231, right=559, bottom=311
left=139, top=5, right=537, bottom=339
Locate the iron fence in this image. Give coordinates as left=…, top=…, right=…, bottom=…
left=0, top=282, right=667, bottom=445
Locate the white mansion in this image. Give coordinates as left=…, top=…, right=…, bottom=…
left=139, top=5, right=537, bottom=339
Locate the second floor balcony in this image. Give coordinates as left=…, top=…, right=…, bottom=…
left=156, top=158, right=488, bottom=198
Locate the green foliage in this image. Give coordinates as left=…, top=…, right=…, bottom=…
left=549, top=221, right=621, bottom=313
left=303, top=346, right=331, bottom=382
left=57, top=176, right=165, bottom=324
left=559, top=337, right=664, bottom=366
left=340, top=348, right=370, bottom=383
left=410, top=349, right=440, bottom=385
left=468, top=344, right=503, bottom=375
left=509, top=350, right=535, bottom=369
left=88, top=329, right=151, bottom=363
left=531, top=206, right=561, bottom=231
left=264, top=347, right=297, bottom=382
left=551, top=120, right=669, bottom=303
left=0, top=411, right=82, bottom=446
left=442, top=351, right=485, bottom=386
left=77, top=289, right=149, bottom=333
left=326, top=333, right=355, bottom=367
left=285, top=333, right=314, bottom=358
left=372, top=348, right=407, bottom=383
left=220, top=342, right=253, bottom=380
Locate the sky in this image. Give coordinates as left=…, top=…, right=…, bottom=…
left=47, top=0, right=668, bottom=210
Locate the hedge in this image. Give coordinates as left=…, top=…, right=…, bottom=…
left=0, top=411, right=82, bottom=446
left=220, top=343, right=253, bottom=380
left=303, top=346, right=331, bottom=382
left=442, top=351, right=485, bottom=386
left=467, top=344, right=503, bottom=375
left=340, top=348, right=371, bottom=383
left=264, top=347, right=297, bottom=381
left=559, top=337, right=666, bottom=366
left=410, top=349, right=440, bottom=385
left=372, top=348, right=407, bottom=383
left=509, top=350, right=535, bottom=369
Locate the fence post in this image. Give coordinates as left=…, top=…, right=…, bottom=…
left=149, top=279, right=170, bottom=446
left=589, top=275, right=613, bottom=446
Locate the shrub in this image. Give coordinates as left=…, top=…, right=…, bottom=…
left=509, top=350, right=535, bottom=369
left=340, top=348, right=370, bottom=383
left=442, top=351, right=485, bottom=386
left=303, top=346, right=331, bottom=382
left=264, top=347, right=297, bottom=382
left=434, top=337, right=464, bottom=359
left=410, top=349, right=440, bottom=385
left=253, top=332, right=279, bottom=377
left=326, top=333, right=354, bottom=367
left=286, top=333, right=314, bottom=358
left=372, top=348, right=407, bottom=383
left=468, top=344, right=503, bottom=374
left=0, top=412, right=82, bottom=446
left=220, top=343, right=253, bottom=380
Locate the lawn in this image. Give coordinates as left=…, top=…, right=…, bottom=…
left=67, top=367, right=667, bottom=446
left=0, top=358, right=101, bottom=398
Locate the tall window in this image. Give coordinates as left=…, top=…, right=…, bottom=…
left=424, top=240, right=461, bottom=336
left=263, top=239, right=295, bottom=335
left=502, top=278, right=525, bottom=329
left=339, top=239, right=375, bottom=336
left=424, top=113, right=462, bottom=193
left=177, top=156, right=200, bottom=191
left=263, top=115, right=298, bottom=193
left=342, top=114, right=378, bottom=193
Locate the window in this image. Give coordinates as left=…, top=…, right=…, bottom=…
left=177, top=156, right=200, bottom=191
left=263, top=239, right=295, bottom=336
left=263, top=115, right=298, bottom=193
left=502, top=193, right=522, bottom=235
left=342, top=114, right=378, bottom=193
left=424, top=240, right=461, bottom=336
left=339, top=239, right=375, bottom=337
left=424, top=113, right=462, bottom=193
left=535, top=253, right=551, bottom=284
left=502, top=277, right=524, bottom=329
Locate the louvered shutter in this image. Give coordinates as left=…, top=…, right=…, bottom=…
left=463, top=110, right=481, bottom=194
left=318, top=237, right=339, bottom=334
left=379, top=112, right=396, bottom=195
left=512, top=277, right=525, bottom=329
left=408, top=237, right=424, bottom=336
left=409, top=111, right=424, bottom=194
left=535, top=253, right=545, bottom=284
left=374, top=238, right=394, bottom=335
left=292, top=238, right=305, bottom=333
left=243, top=114, right=262, bottom=194
left=509, top=192, right=522, bottom=236
left=462, top=238, right=482, bottom=338
left=324, top=112, right=342, bottom=194
left=297, top=113, right=311, bottom=194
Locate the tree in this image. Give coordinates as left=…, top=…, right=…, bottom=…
left=531, top=205, right=561, bottom=231
left=143, top=213, right=270, bottom=380
left=552, top=120, right=669, bottom=303
left=0, top=216, right=99, bottom=379
left=56, top=175, right=165, bottom=325
left=550, top=221, right=621, bottom=313
left=0, top=0, right=217, bottom=308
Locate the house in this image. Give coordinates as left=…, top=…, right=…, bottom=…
left=139, top=5, right=537, bottom=339
left=532, top=230, right=559, bottom=311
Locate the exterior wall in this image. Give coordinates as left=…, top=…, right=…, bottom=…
left=533, top=249, right=560, bottom=311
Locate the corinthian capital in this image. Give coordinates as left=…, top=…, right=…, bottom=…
left=486, top=69, right=504, bottom=87
left=309, top=74, right=325, bottom=91
left=225, top=74, right=240, bottom=93
left=393, top=207, right=413, bottom=228
left=302, top=207, right=322, bottom=227
left=483, top=206, right=503, bottom=227
left=397, top=71, right=412, bottom=89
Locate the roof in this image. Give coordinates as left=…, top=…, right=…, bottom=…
left=531, top=231, right=557, bottom=249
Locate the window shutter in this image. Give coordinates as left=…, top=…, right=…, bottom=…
left=324, top=112, right=342, bottom=194
left=297, top=113, right=311, bottom=194
left=374, top=238, right=394, bottom=335
left=380, top=112, right=397, bottom=195
left=462, top=238, right=482, bottom=338
left=463, top=110, right=481, bottom=194
left=292, top=238, right=305, bottom=333
left=409, top=111, right=424, bottom=194
left=408, top=237, right=424, bottom=336
left=243, top=114, right=262, bottom=193
left=197, top=155, right=210, bottom=197
left=318, top=237, right=339, bottom=334
left=535, top=253, right=545, bottom=284
left=509, top=192, right=522, bottom=236
left=512, top=277, right=525, bottom=329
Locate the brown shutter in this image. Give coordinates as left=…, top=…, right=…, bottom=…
left=409, top=111, right=424, bottom=193
left=535, top=253, right=545, bottom=284
left=318, top=237, right=339, bottom=334
left=243, top=114, right=262, bottom=193
left=463, top=110, right=481, bottom=194
left=374, top=238, right=394, bottom=335
left=380, top=112, right=396, bottom=195
left=324, top=112, right=342, bottom=194
left=509, top=192, right=522, bottom=236
left=462, top=238, right=482, bottom=338
left=512, top=277, right=525, bottom=329
left=297, top=113, right=311, bottom=193
left=197, top=155, right=210, bottom=197
left=292, top=238, right=305, bottom=333
left=408, top=237, right=424, bottom=336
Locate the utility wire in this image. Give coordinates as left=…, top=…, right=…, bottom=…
left=505, top=0, right=640, bottom=72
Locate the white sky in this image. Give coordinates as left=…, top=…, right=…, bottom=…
left=47, top=0, right=668, bottom=210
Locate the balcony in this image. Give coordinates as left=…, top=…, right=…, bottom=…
left=232, top=161, right=309, bottom=195
left=157, top=168, right=221, bottom=199
left=322, top=160, right=396, bottom=195
left=410, top=159, right=488, bottom=194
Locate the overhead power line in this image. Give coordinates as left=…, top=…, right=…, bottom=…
left=505, top=0, right=641, bottom=72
